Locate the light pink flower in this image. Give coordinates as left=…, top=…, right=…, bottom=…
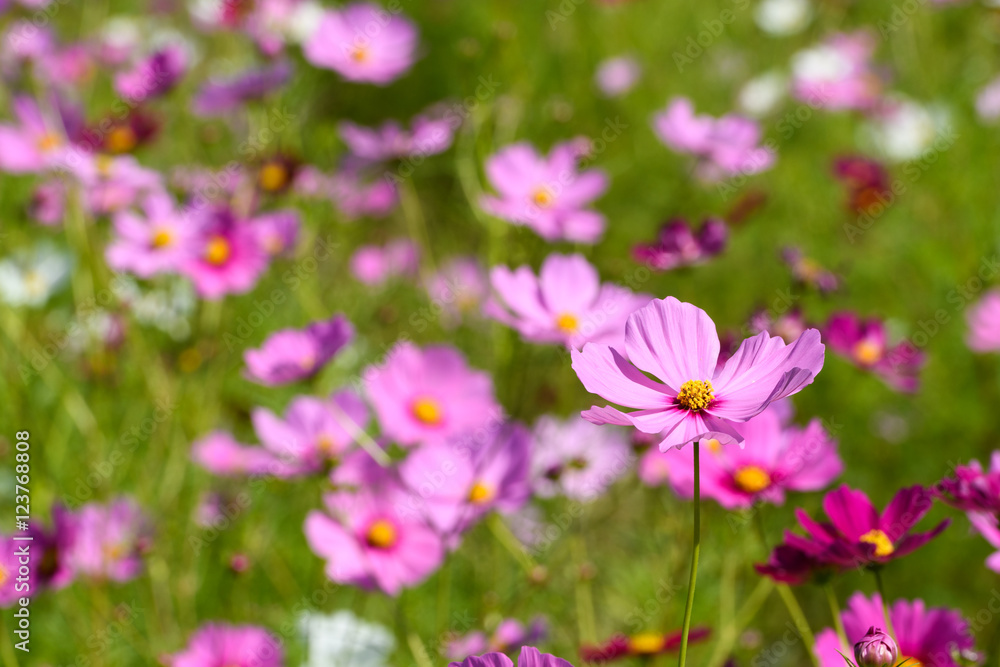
left=340, top=111, right=455, bottom=161
left=530, top=415, right=632, bottom=501
left=424, top=257, right=489, bottom=326
left=60, top=497, right=151, bottom=583
left=350, top=239, right=419, bottom=286
left=595, top=55, right=641, bottom=97
left=191, top=431, right=291, bottom=477
left=967, top=290, right=1000, bottom=353
left=0, top=96, right=68, bottom=173
left=106, top=191, right=197, bottom=278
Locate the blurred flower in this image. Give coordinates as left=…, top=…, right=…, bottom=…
left=299, top=610, right=395, bottom=667
left=28, top=179, right=66, bottom=226
left=966, top=512, right=1000, bottom=573
left=594, top=55, right=640, bottom=97
left=755, top=542, right=834, bottom=585
left=814, top=593, right=975, bottom=667
left=865, top=96, right=951, bottom=162
left=252, top=210, right=300, bottom=257
left=486, top=253, right=652, bottom=351
left=106, top=190, right=197, bottom=278
left=181, top=204, right=269, bottom=299
left=748, top=309, right=808, bottom=344
left=966, top=289, right=1000, bottom=352
left=192, top=430, right=291, bottom=476
left=424, top=256, right=488, bottom=326
left=572, top=297, right=825, bottom=451
left=737, top=71, right=788, bottom=117
left=450, top=647, right=574, bottom=667
left=169, top=623, right=283, bottom=667
left=114, top=45, right=187, bottom=101
left=349, top=239, right=419, bottom=286
left=652, top=97, right=774, bottom=180
left=329, top=157, right=400, bottom=219
left=530, top=415, right=632, bottom=501
left=480, top=140, right=609, bottom=244
left=0, top=243, right=71, bottom=308
left=256, top=154, right=300, bottom=194
left=61, top=497, right=152, bottom=583
left=579, top=628, right=710, bottom=663
left=642, top=403, right=842, bottom=508
left=854, top=626, right=897, bottom=667
left=191, top=60, right=292, bottom=116
left=935, top=452, right=1000, bottom=514
left=0, top=96, right=69, bottom=173
left=243, top=314, right=354, bottom=385
left=824, top=312, right=924, bottom=392
left=831, top=155, right=891, bottom=217
left=790, top=31, right=882, bottom=111
left=445, top=617, right=547, bottom=661
left=340, top=111, right=455, bottom=161
left=632, top=217, right=727, bottom=271
left=362, top=342, right=501, bottom=446
left=67, top=154, right=164, bottom=215
left=303, top=2, right=418, bottom=85
left=754, top=0, right=812, bottom=36
left=976, top=75, right=1000, bottom=122
left=781, top=246, right=839, bottom=293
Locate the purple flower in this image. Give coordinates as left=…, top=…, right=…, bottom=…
left=191, top=431, right=294, bottom=477
left=252, top=209, right=300, bottom=257
left=114, top=45, right=186, bottom=102
left=350, top=239, right=419, bottom=286
left=243, top=314, right=354, bottom=385
left=450, top=646, right=575, bottom=667
left=530, top=416, right=631, bottom=502
left=571, top=296, right=825, bottom=451
left=445, top=618, right=547, bottom=661
left=170, top=623, right=283, bottom=667
left=191, top=60, right=292, bottom=116
left=632, top=217, right=727, bottom=271
left=935, top=452, right=1000, bottom=514
left=595, top=56, right=640, bottom=97
left=854, top=627, right=898, bottom=667
left=480, top=141, right=609, bottom=243
left=340, top=111, right=455, bottom=161
left=304, top=2, right=418, bottom=85
left=181, top=205, right=269, bottom=299
left=824, top=312, right=924, bottom=393
left=60, top=498, right=151, bottom=583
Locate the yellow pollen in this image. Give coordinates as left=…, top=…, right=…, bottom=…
left=555, top=313, right=579, bottom=333
left=104, top=542, right=126, bottom=560
left=468, top=482, right=494, bottom=504
left=317, top=434, right=336, bottom=455
left=852, top=339, right=883, bottom=366
left=733, top=465, right=772, bottom=493
left=204, top=236, right=231, bottom=265
left=96, top=154, right=114, bottom=176
left=151, top=229, right=173, bottom=248
left=412, top=397, right=443, bottom=425
left=0, top=565, right=7, bottom=586
left=707, top=438, right=722, bottom=454
left=531, top=187, right=555, bottom=208
left=675, top=380, right=715, bottom=411
left=350, top=46, right=369, bottom=62
left=106, top=126, right=137, bottom=154
left=628, top=633, right=665, bottom=655
left=859, top=529, right=895, bottom=558
left=36, top=132, right=61, bottom=152
left=366, top=519, right=397, bottom=549
left=901, top=659, right=922, bottom=667
left=258, top=162, right=289, bottom=192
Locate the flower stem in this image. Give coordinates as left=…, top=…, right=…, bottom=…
left=873, top=568, right=897, bottom=640
left=677, top=442, right=701, bottom=667
left=776, top=584, right=819, bottom=667
left=824, top=583, right=848, bottom=648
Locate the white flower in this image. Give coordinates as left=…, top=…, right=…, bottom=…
left=755, top=0, right=812, bottom=36
left=299, top=610, right=395, bottom=667
left=865, top=96, right=951, bottom=162
left=738, top=71, right=788, bottom=116
left=287, top=1, right=326, bottom=44
left=0, top=244, right=71, bottom=308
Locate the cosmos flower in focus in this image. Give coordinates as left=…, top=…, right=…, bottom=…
left=632, top=217, right=727, bottom=271
left=243, top=314, right=354, bottom=385
left=790, top=31, right=882, bottom=111
left=966, top=290, right=1000, bottom=353
left=824, top=312, right=923, bottom=393
left=169, top=623, right=283, bottom=667
left=530, top=416, right=632, bottom=501
left=480, top=141, right=609, bottom=244
left=304, top=2, right=418, bottom=85
left=485, top=253, right=652, bottom=351
left=572, top=297, right=825, bottom=451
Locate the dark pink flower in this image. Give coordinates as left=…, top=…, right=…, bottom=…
left=632, top=217, right=727, bottom=271
left=114, top=45, right=186, bottom=101
left=824, top=312, right=924, bottom=393
left=181, top=205, right=269, bottom=299
left=243, top=315, right=354, bottom=385
left=170, top=623, right=283, bottom=667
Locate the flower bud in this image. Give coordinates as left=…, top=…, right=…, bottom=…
left=854, top=626, right=898, bottom=667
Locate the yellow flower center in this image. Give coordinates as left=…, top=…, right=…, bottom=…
left=350, top=46, right=369, bottom=62
left=258, top=162, right=289, bottom=192
left=468, top=482, right=494, bottom=504
left=555, top=313, right=579, bottom=333
left=104, top=542, right=126, bottom=560
left=675, top=380, right=715, bottom=411
left=151, top=228, right=173, bottom=248
left=859, top=529, right=895, bottom=558
left=317, top=434, right=336, bottom=456
left=96, top=154, right=115, bottom=176
left=411, top=397, right=443, bottom=425
left=707, top=438, right=722, bottom=454
left=901, top=658, right=922, bottom=667
left=106, top=126, right=138, bottom=154
left=204, top=236, right=231, bottom=265
left=733, top=465, right=772, bottom=493
left=531, top=187, right=555, bottom=208
left=36, top=132, right=61, bottom=152
left=366, top=519, right=397, bottom=549
left=628, top=633, right=665, bottom=655
left=852, top=339, right=883, bottom=366
left=0, top=564, right=8, bottom=586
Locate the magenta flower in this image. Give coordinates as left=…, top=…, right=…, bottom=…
left=169, top=623, right=283, bottom=667
left=0, top=96, right=68, bottom=173
left=350, top=239, right=419, bottom=286
left=966, top=512, right=1000, bottom=573
left=445, top=618, right=548, bottom=661
left=252, top=210, right=300, bottom=257
left=485, top=253, right=652, bottom=351
left=791, top=31, right=882, bottom=111
left=595, top=55, right=641, bottom=97
left=632, top=217, right=727, bottom=271
left=776, top=485, right=949, bottom=571
left=572, top=296, right=825, bottom=451
left=935, top=452, right=1000, bottom=514
left=304, top=480, right=444, bottom=595
left=642, top=403, right=842, bottom=508
left=652, top=98, right=774, bottom=180
left=966, top=290, right=1000, bottom=352
left=363, top=342, right=501, bottom=446
left=191, top=60, right=292, bottom=116
left=181, top=205, right=269, bottom=299
left=530, top=416, right=632, bottom=502
left=304, top=2, right=418, bottom=85
left=60, top=497, right=151, bottom=583
left=192, top=431, right=293, bottom=477
left=106, top=191, right=197, bottom=278
left=824, top=312, right=924, bottom=393
left=340, top=111, right=455, bottom=161
left=450, top=646, right=575, bottom=667
left=814, top=593, right=976, bottom=667
left=754, top=542, right=834, bottom=585
left=328, top=157, right=399, bottom=219
left=0, top=527, right=42, bottom=606
left=113, top=45, right=187, bottom=102
left=480, top=141, right=609, bottom=244
left=243, top=314, right=354, bottom=385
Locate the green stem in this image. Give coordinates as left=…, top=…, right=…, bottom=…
left=487, top=513, right=536, bottom=574
left=824, top=583, right=848, bottom=648
left=872, top=568, right=897, bottom=640
left=704, top=578, right=775, bottom=667
left=677, top=442, right=701, bottom=667
left=573, top=535, right=597, bottom=644
left=776, top=584, right=819, bottom=667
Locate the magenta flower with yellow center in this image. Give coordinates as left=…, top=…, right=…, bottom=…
left=571, top=296, right=825, bottom=451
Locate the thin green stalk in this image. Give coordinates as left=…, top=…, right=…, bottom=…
left=704, top=578, right=775, bottom=667
left=573, top=535, right=597, bottom=644
left=776, top=584, right=819, bottom=667
left=487, top=513, right=536, bottom=574
left=872, top=568, right=897, bottom=640
left=677, top=442, right=701, bottom=667
left=824, top=583, right=848, bottom=648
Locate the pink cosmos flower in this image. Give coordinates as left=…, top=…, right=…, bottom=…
left=934, top=452, right=1000, bottom=514
left=29, top=179, right=66, bottom=226
left=0, top=96, right=68, bottom=173
left=0, top=528, right=41, bottom=606
left=192, top=431, right=293, bottom=477
left=304, top=477, right=444, bottom=595
left=976, top=75, right=1000, bottom=122
left=350, top=239, right=419, bottom=286
left=329, top=157, right=400, bottom=219
left=169, top=623, right=283, bottom=667
left=640, top=403, right=842, bottom=508
left=424, top=257, right=489, bottom=326
left=243, top=314, right=354, bottom=385
left=595, top=56, right=641, bottom=97
left=486, top=253, right=652, bottom=351
left=363, top=342, right=502, bottom=446
left=791, top=31, right=883, bottom=111
left=781, top=247, right=839, bottom=293
left=652, top=98, right=775, bottom=180
left=114, top=45, right=187, bottom=102
left=748, top=309, right=808, bottom=345
left=180, top=205, right=269, bottom=299
left=252, top=210, right=300, bottom=257
left=106, top=191, right=197, bottom=278
left=445, top=618, right=548, bottom=661
left=340, top=112, right=455, bottom=161
left=824, top=312, right=924, bottom=393
left=966, top=290, right=1000, bottom=352
left=966, top=512, right=1000, bottom=573
left=450, top=646, right=575, bottom=667
left=303, top=2, right=418, bottom=85
left=632, top=217, right=728, bottom=271
left=60, top=497, right=151, bottom=583
left=67, top=154, right=164, bottom=216
left=480, top=141, right=609, bottom=243
left=814, top=593, right=976, bottom=667
left=530, top=416, right=632, bottom=501
left=572, top=296, right=825, bottom=451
